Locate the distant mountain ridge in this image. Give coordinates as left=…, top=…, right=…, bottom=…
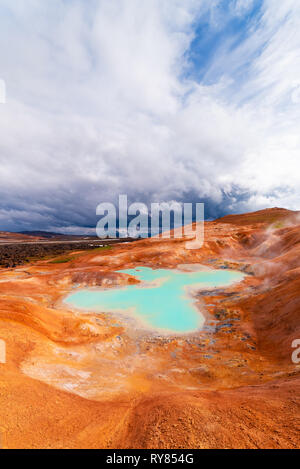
left=18, top=231, right=98, bottom=239
left=19, top=231, right=65, bottom=238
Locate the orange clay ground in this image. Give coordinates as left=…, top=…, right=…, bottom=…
left=0, top=208, right=299, bottom=449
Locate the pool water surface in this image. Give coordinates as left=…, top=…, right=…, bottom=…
left=65, top=267, right=244, bottom=333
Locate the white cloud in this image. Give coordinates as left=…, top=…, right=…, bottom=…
left=0, top=0, right=299, bottom=231
left=232, top=0, right=255, bottom=17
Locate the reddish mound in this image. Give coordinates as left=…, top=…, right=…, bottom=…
left=0, top=231, right=43, bottom=243
left=215, top=207, right=298, bottom=226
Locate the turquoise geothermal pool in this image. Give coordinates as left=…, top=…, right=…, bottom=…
left=65, top=267, right=244, bottom=333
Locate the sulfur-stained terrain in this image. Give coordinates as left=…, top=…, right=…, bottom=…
left=0, top=208, right=299, bottom=449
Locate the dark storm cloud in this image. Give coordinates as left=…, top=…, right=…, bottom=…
left=0, top=1, right=299, bottom=233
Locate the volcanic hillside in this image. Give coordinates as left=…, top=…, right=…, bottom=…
left=0, top=208, right=299, bottom=449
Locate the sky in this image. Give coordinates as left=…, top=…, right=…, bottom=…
left=0, top=0, right=299, bottom=233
